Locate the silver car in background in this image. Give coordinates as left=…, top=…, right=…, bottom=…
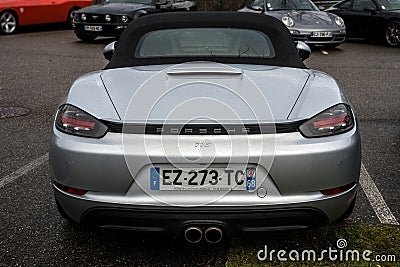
left=49, top=12, right=360, bottom=244
left=240, top=0, right=347, bottom=48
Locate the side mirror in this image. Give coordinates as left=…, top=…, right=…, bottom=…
left=318, top=5, right=325, bottom=11
left=155, top=0, right=167, bottom=8
left=103, top=41, right=117, bottom=61
left=296, top=41, right=311, bottom=61
left=252, top=6, right=265, bottom=12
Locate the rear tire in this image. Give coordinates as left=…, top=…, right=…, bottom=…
left=0, top=11, right=18, bottom=34
left=75, top=33, right=97, bottom=42
left=385, top=20, right=400, bottom=47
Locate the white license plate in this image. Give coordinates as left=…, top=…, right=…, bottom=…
left=84, top=25, right=102, bottom=32
left=150, top=167, right=256, bottom=191
left=311, top=31, right=332, bottom=37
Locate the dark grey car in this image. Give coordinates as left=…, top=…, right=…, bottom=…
left=327, top=0, right=400, bottom=47
left=73, top=0, right=196, bottom=42
left=240, top=0, right=347, bottom=48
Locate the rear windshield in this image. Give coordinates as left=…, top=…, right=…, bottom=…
left=135, top=28, right=276, bottom=59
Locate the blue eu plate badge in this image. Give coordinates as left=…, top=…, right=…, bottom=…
left=246, top=167, right=256, bottom=190
left=150, top=167, right=160, bottom=190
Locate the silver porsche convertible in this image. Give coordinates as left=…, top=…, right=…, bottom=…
left=50, top=12, right=361, bottom=243
left=239, top=0, right=347, bottom=48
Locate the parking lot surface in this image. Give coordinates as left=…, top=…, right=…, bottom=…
left=0, top=29, right=399, bottom=266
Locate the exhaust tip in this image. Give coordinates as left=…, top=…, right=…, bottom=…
left=204, top=227, right=223, bottom=244
left=184, top=227, right=203, bottom=244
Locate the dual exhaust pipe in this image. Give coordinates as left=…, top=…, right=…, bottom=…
left=184, top=226, right=223, bottom=244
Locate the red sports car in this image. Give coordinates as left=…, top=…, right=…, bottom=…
left=0, top=0, right=92, bottom=34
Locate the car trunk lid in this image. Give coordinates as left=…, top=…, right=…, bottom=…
left=100, top=62, right=310, bottom=123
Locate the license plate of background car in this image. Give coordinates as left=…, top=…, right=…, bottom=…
left=311, top=31, right=332, bottom=37
left=84, top=25, right=102, bottom=32
left=150, top=167, right=256, bottom=191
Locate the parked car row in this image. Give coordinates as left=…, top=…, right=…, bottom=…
left=1, top=0, right=399, bottom=47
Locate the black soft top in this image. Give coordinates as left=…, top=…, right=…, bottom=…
left=106, top=12, right=306, bottom=69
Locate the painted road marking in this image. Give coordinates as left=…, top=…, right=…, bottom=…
left=359, top=164, right=399, bottom=225
left=0, top=153, right=49, bottom=189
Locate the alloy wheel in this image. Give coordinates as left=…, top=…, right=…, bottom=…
left=0, top=12, right=17, bottom=34
left=67, top=8, right=79, bottom=28
left=385, top=21, right=400, bottom=47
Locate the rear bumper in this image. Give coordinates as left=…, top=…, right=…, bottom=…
left=54, top=184, right=356, bottom=234
left=82, top=207, right=328, bottom=233
left=50, top=123, right=361, bottom=231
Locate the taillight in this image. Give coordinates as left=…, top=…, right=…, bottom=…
left=299, top=104, right=354, bottom=138
left=55, top=104, right=108, bottom=138
left=320, top=182, right=355, bottom=195
left=53, top=182, right=88, bottom=196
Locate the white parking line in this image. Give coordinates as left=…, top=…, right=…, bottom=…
left=0, top=153, right=49, bottom=189
left=359, top=163, right=399, bottom=225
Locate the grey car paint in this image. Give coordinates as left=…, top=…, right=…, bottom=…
left=50, top=62, right=360, bottom=224
left=66, top=62, right=346, bottom=122
left=239, top=4, right=346, bottom=45
left=50, top=13, right=360, bottom=236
